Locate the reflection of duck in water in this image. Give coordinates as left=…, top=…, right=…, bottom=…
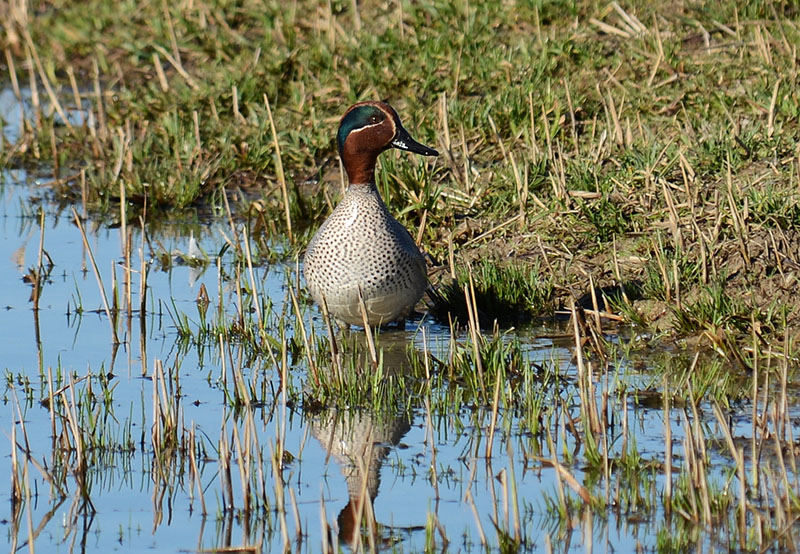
left=308, top=333, right=415, bottom=547
left=311, top=408, right=412, bottom=547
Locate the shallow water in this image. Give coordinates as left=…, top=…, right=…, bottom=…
left=3, top=87, right=799, bottom=553
left=0, top=168, right=581, bottom=552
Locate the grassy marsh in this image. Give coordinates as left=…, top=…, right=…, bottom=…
left=3, top=0, right=800, bottom=552
left=2, top=0, right=800, bottom=343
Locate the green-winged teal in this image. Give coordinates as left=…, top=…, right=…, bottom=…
left=303, top=101, right=439, bottom=327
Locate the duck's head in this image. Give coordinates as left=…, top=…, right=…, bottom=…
left=337, top=101, right=438, bottom=184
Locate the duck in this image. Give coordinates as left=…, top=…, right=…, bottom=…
left=303, top=101, right=439, bottom=328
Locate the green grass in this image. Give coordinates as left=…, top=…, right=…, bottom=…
left=4, top=0, right=800, bottom=343
left=429, top=258, right=553, bottom=326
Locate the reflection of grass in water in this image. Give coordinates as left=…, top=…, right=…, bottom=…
left=9, top=235, right=800, bottom=552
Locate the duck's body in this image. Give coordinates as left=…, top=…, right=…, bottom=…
left=304, top=182, right=427, bottom=326
left=303, top=101, right=438, bottom=327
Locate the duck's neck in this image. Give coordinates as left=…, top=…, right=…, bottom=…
left=343, top=151, right=379, bottom=186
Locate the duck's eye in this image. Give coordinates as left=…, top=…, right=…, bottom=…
left=369, top=114, right=382, bottom=124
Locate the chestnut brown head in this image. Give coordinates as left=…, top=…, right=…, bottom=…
left=337, top=101, right=438, bottom=183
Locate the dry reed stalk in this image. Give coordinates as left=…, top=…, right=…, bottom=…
left=671, top=257, right=681, bottom=310
left=660, top=178, right=683, bottom=251
left=232, top=351, right=252, bottom=409
left=421, top=325, right=431, bottom=380
left=319, top=295, right=341, bottom=378
left=110, top=259, right=119, bottom=318
left=269, top=442, right=290, bottom=550
left=752, top=344, right=760, bottom=492
left=465, top=486, right=487, bottom=548
left=725, top=160, right=751, bottom=271
left=288, top=286, right=318, bottom=385
left=712, top=402, right=747, bottom=547
left=90, top=58, right=106, bottom=141
left=485, top=458, right=501, bottom=532
left=320, top=491, right=330, bottom=553
left=288, top=487, right=303, bottom=544
left=464, top=268, right=485, bottom=394
left=439, top=92, right=451, bottom=154
left=588, top=274, right=602, bottom=332
left=245, top=410, right=267, bottom=510
left=32, top=208, right=45, bottom=311
left=241, top=226, right=263, bottom=326
left=459, top=123, right=470, bottom=194
left=678, top=410, right=698, bottom=521
left=767, top=78, right=781, bottom=138
left=152, top=53, right=169, bottom=92
left=348, top=0, right=361, bottom=30
left=138, top=221, right=149, bottom=375
left=487, top=114, right=508, bottom=165
left=424, top=397, right=440, bottom=500
left=569, top=299, right=596, bottom=428
left=462, top=212, right=522, bottom=248
left=61, top=376, right=85, bottom=474
left=545, top=426, right=568, bottom=514
left=600, top=371, right=610, bottom=496
left=23, top=46, right=41, bottom=150
left=357, top=288, right=379, bottom=369
left=219, top=425, right=234, bottom=511
left=23, top=456, right=34, bottom=552
left=72, top=207, right=119, bottom=343
left=5, top=49, right=25, bottom=126
left=563, top=79, right=579, bottom=155
left=498, top=468, right=510, bottom=532
left=231, top=263, right=245, bottom=328
left=506, top=439, right=521, bottom=541
left=508, top=151, right=529, bottom=229
left=151, top=42, right=198, bottom=90
left=754, top=23, right=773, bottom=66
left=415, top=208, right=428, bottom=246
left=485, top=365, right=502, bottom=460
left=601, top=86, right=623, bottom=145
left=263, top=94, right=293, bottom=242
left=188, top=424, right=207, bottom=515
left=231, top=422, right=251, bottom=514
left=350, top=446, right=373, bottom=552
left=23, top=29, right=73, bottom=133
left=151, top=359, right=178, bottom=453
left=231, top=85, right=246, bottom=126
left=687, top=389, right=711, bottom=525
left=663, top=373, right=672, bottom=514
left=526, top=91, right=541, bottom=162
left=10, top=415, right=21, bottom=508
left=45, top=362, right=57, bottom=445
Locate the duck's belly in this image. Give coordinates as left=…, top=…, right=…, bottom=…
left=304, top=229, right=427, bottom=326
left=320, top=275, right=426, bottom=326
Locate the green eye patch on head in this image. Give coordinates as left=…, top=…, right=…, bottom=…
left=337, top=105, right=386, bottom=153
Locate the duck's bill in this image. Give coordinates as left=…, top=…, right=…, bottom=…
left=392, top=126, right=439, bottom=156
